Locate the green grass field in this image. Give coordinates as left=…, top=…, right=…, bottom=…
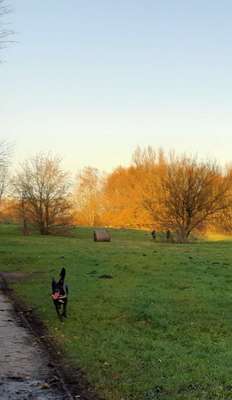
left=1, top=225, right=232, bottom=400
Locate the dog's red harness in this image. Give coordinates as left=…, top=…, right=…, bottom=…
left=51, top=292, right=66, bottom=303
left=52, top=292, right=60, bottom=300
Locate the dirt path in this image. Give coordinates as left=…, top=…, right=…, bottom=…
left=0, top=291, right=71, bottom=400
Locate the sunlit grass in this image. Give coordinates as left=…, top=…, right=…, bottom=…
left=205, top=232, right=232, bottom=241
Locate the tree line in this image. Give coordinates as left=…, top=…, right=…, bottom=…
left=73, top=147, right=232, bottom=242
left=0, top=144, right=232, bottom=242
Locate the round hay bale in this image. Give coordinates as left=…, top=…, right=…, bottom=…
left=93, top=229, right=111, bottom=242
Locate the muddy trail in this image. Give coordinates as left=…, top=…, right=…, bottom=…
left=0, top=289, right=73, bottom=400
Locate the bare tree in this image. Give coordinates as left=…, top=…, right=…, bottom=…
left=155, top=156, right=232, bottom=242
left=0, top=140, right=11, bottom=203
left=0, top=0, right=13, bottom=58
left=13, top=154, right=72, bottom=235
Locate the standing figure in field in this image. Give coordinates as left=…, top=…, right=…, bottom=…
left=51, top=267, right=69, bottom=320
left=166, top=230, right=171, bottom=241
left=151, top=230, right=156, bottom=240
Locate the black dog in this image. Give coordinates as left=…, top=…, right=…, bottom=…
left=51, top=268, right=68, bottom=320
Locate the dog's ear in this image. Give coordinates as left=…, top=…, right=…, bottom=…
left=52, top=278, right=57, bottom=293
left=60, top=267, right=66, bottom=281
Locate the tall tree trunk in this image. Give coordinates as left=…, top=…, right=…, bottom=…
left=177, top=227, right=190, bottom=243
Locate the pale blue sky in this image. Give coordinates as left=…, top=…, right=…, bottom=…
left=1, top=1, right=232, bottom=172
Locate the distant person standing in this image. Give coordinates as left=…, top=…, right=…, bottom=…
left=151, top=230, right=156, bottom=240
left=166, top=230, right=171, bottom=241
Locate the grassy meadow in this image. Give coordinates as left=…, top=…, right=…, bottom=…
left=1, top=225, right=232, bottom=399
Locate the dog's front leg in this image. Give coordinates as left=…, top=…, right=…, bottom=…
left=62, top=299, right=68, bottom=318
left=54, top=302, right=62, bottom=321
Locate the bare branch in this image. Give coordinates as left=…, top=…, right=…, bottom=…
left=0, top=0, right=13, bottom=57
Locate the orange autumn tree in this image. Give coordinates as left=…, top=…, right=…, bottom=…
left=73, top=167, right=105, bottom=226
left=132, top=147, right=167, bottom=230
left=102, top=166, right=151, bottom=228
left=101, top=147, right=167, bottom=229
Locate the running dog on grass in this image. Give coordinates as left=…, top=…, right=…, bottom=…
left=51, top=268, right=68, bottom=320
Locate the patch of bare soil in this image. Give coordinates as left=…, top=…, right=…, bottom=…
left=0, top=271, right=32, bottom=283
